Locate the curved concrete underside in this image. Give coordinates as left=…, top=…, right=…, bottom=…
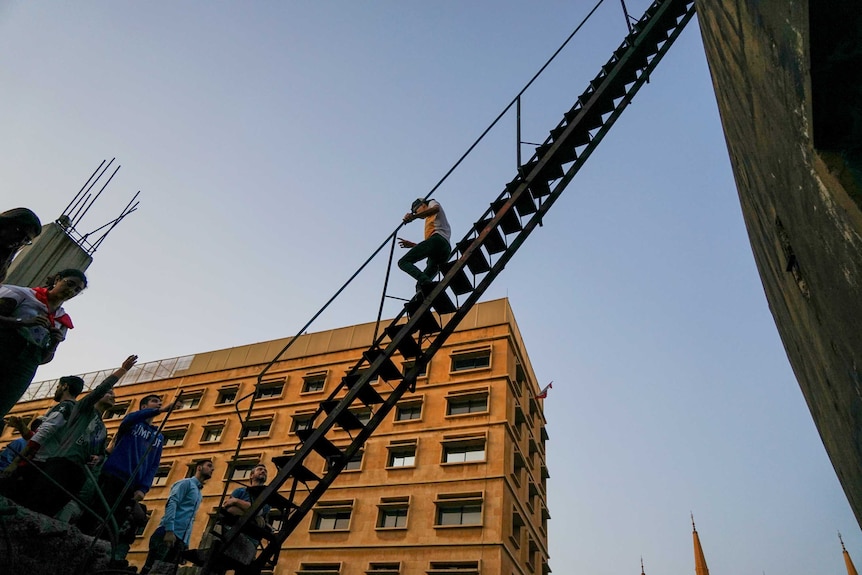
left=695, top=0, right=862, bottom=526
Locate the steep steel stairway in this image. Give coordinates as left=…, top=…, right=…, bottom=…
left=204, top=0, right=696, bottom=572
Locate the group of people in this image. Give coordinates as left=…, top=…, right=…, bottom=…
left=0, top=198, right=452, bottom=572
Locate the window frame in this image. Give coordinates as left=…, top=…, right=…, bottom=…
left=240, top=417, right=274, bottom=439
left=445, top=391, right=489, bottom=417
left=386, top=440, right=418, bottom=469
left=254, top=379, right=285, bottom=401
left=310, top=500, right=353, bottom=532
left=375, top=496, right=410, bottom=530
left=449, top=347, right=491, bottom=373
left=434, top=492, right=484, bottom=528
left=441, top=435, right=487, bottom=464
left=394, top=399, right=423, bottom=422
left=302, top=372, right=327, bottom=394
left=215, top=386, right=239, bottom=405
left=162, top=426, right=189, bottom=448
left=200, top=421, right=226, bottom=443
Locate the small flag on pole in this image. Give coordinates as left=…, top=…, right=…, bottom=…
left=536, top=381, right=553, bottom=399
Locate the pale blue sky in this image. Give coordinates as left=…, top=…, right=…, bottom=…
left=1, top=1, right=857, bottom=574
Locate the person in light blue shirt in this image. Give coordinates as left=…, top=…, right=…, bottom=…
left=140, top=458, right=214, bottom=574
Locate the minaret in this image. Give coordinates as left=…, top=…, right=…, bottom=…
left=640, top=557, right=646, bottom=575
left=692, top=514, right=710, bottom=575
left=840, top=532, right=859, bottom=575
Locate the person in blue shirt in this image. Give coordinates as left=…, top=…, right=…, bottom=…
left=140, top=458, right=214, bottom=575
left=80, top=394, right=177, bottom=540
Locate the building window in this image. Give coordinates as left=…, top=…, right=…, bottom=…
left=395, top=400, right=422, bottom=421
left=510, top=511, right=524, bottom=548
left=376, top=497, right=409, bottom=529
left=426, top=561, right=480, bottom=574
left=255, top=380, right=285, bottom=400
left=104, top=402, right=130, bottom=420
left=152, top=464, right=172, bottom=487
left=177, top=392, right=203, bottom=410
left=349, top=408, right=372, bottom=425
left=311, top=501, right=353, bottom=532
left=434, top=493, right=483, bottom=527
left=446, top=393, right=488, bottom=416
left=401, top=360, right=427, bottom=378
left=216, top=387, right=238, bottom=405
left=325, top=449, right=363, bottom=472
left=227, top=459, right=260, bottom=481
left=163, top=427, right=188, bottom=447
left=201, top=423, right=224, bottom=443
left=298, top=563, right=341, bottom=575
left=242, top=418, right=273, bottom=438
left=387, top=440, right=417, bottom=468
left=366, top=563, right=401, bottom=575
left=302, top=373, right=327, bottom=393
left=450, top=348, right=490, bottom=372
left=291, top=413, right=315, bottom=433
left=441, top=437, right=486, bottom=464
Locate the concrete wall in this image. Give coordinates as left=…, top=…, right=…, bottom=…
left=5, top=222, right=92, bottom=287
left=695, top=0, right=862, bottom=526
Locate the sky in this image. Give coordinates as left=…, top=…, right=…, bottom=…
left=0, top=1, right=858, bottom=574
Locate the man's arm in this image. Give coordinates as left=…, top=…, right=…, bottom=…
left=78, top=355, right=138, bottom=411
left=118, top=408, right=160, bottom=433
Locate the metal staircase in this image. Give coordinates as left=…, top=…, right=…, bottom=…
left=204, top=0, right=696, bottom=572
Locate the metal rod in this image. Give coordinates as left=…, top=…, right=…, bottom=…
left=62, top=159, right=105, bottom=216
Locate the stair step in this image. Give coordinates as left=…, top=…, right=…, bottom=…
left=456, top=238, right=491, bottom=275
left=474, top=218, right=506, bottom=254
left=342, top=372, right=385, bottom=405
left=271, top=456, right=322, bottom=484
left=363, top=348, right=403, bottom=381
left=513, top=189, right=538, bottom=216
left=384, top=324, right=424, bottom=358
left=441, top=262, right=474, bottom=296
left=321, top=400, right=366, bottom=430
left=296, top=429, right=344, bottom=461
left=490, top=199, right=522, bottom=235
left=418, top=282, right=457, bottom=314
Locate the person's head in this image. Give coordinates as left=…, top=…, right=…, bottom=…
left=44, top=269, right=87, bottom=302
left=53, top=375, right=85, bottom=401
left=0, top=208, right=41, bottom=251
left=250, top=463, right=268, bottom=485
left=411, top=198, right=427, bottom=214
left=139, top=394, right=162, bottom=410
left=194, top=458, right=215, bottom=482
left=95, top=389, right=116, bottom=413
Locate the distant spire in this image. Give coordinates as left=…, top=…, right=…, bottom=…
left=640, top=556, right=646, bottom=575
left=692, top=514, right=710, bottom=575
left=840, top=531, right=859, bottom=575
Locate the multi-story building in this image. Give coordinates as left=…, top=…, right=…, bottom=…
left=4, top=298, right=550, bottom=575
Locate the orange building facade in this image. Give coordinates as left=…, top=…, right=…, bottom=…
left=4, top=298, right=550, bottom=575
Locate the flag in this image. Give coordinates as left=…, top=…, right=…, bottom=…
left=536, top=381, right=553, bottom=399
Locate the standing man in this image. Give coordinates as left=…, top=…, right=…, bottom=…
left=397, top=198, right=452, bottom=289
left=141, top=459, right=214, bottom=575
left=80, top=394, right=176, bottom=539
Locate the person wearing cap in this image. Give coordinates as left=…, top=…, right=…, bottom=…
left=397, top=198, right=452, bottom=289
left=0, top=356, right=138, bottom=518
left=0, top=207, right=41, bottom=284
left=0, top=268, right=87, bottom=419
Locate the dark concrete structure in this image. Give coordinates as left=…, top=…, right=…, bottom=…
left=5, top=220, right=92, bottom=288
left=695, top=0, right=862, bottom=525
